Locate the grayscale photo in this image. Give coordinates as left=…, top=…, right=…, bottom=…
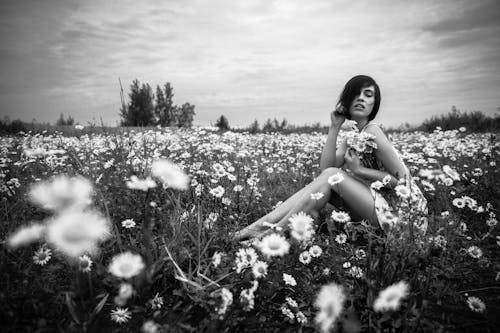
left=1, top=0, right=499, bottom=332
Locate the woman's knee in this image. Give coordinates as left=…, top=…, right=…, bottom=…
left=320, top=167, right=344, bottom=178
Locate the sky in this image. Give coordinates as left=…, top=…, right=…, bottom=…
left=1, top=0, right=499, bottom=128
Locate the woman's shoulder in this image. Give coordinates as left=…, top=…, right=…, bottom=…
left=362, top=122, right=386, bottom=137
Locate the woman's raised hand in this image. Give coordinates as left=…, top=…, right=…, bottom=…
left=330, top=103, right=346, bottom=129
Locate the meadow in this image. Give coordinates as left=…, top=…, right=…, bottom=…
left=1, top=125, right=499, bottom=332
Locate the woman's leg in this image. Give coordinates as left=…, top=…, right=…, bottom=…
left=261, top=168, right=378, bottom=237
left=233, top=169, right=337, bottom=240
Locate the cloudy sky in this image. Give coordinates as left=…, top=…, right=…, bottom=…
left=1, top=0, right=499, bottom=127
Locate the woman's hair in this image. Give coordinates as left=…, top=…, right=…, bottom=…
left=338, top=75, right=381, bottom=121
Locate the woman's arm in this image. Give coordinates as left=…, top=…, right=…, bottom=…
left=320, top=127, right=347, bottom=170
left=320, top=107, right=347, bottom=170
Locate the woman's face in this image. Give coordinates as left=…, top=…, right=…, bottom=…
left=349, top=85, right=375, bottom=120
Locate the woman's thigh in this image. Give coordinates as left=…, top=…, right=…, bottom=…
left=331, top=173, right=378, bottom=224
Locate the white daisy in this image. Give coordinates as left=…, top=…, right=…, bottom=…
left=335, top=233, right=347, bottom=244
left=151, top=159, right=190, bottom=190
left=256, top=233, right=290, bottom=258
left=78, top=254, right=93, bottom=273
left=126, top=175, right=157, bottom=191
left=283, top=273, right=297, bottom=286
left=331, top=211, right=350, bottom=223
left=121, top=219, right=136, bottom=229
left=108, top=252, right=145, bottom=279
left=309, top=245, right=323, bottom=257
left=395, top=185, right=411, bottom=199
left=373, top=281, right=410, bottom=312
left=289, top=212, right=315, bottom=242
left=46, top=210, right=111, bottom=258
left=252, top=260, right=268, bottom=279
left=7, top=223, right=45, bottom=249
left=299, top=251, right=312, bottom=265
left=328, top=173, right=344, bottom=186
left=29, top=175, right=93, bottom=212
left=33, top=247, right=52, bottom=266
left=466, top=296, right=486, bottom=313
left=310, top=192, right=324, bottom=200
left=110, top=307, right=131, bottom=324
left=314, top=283, right=346, bottom=333
left=209, top=186, right=225, bottom=198
left=466, top=246, right=483, bottom=259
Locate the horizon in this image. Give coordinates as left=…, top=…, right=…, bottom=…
left=1, top=0, right=500, bottom=128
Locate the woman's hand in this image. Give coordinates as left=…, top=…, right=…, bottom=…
left=344, top=148, right=362, bottom=175
left=330, top=104, right=346, bottom=129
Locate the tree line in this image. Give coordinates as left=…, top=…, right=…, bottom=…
left=119, top=79, right=195, bottom=127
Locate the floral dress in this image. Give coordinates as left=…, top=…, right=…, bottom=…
left=344, top=122, right=428, bottom=234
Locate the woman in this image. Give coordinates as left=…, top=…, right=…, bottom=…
left=233, top=75, right=428, bottom=241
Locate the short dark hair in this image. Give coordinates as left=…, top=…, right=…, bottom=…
left=337, top=75, right=381, bottom=121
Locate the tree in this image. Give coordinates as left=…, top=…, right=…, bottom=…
left=177, top=103, right=196, bottom=127
left=56, top=113, right=75, bottom=126
left=154, top=83, right=176, bottom=126
left=215, top=115, right=230, bottom=131
left=262, top=118, right=274, bottom=132
left=249, top=119, right=260, bottom=133
left=120, top=79, right=155, bottom=126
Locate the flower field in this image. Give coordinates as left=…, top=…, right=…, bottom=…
left=1, top=126, right=499, bottom=332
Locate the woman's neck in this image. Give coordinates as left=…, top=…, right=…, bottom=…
left=353, top=118, right=369, bottom=131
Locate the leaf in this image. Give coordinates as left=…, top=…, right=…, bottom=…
left=92, top=293, right=109, bottom=317
left=65, top=292, right=81, bottom=325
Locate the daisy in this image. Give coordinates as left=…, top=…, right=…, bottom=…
left=382, top=175, right=392, bottom=185
left=283, top=273, right=297, bottom=286
left=126, top=175, right=157, bottom=191
left=486, top=218, right=498, bottom=227
left=151, top=159, right=190, bottom=190
left=252, top=260, right=268, bottom=279
left=395, top=185, right=411, bottom=199
left=110, top=307, right=131, bottom=324
left=46, top=210, right=111, bottom=258
left=286, top=297, right=298, bottom=308
left=373, top=281, right=410, bottom=312
left=370, top=180, right=384, bottom=190
left=289, top=212, right=315, bottom=242
left=299, top=251, right=312, bottom=265
left=310, top=192, right=324, bottom=200
left=256, top=233, right=290, bottom=258
left=108, top=252, right=145, bottom=279
left=121, top=219, right=136, bottom=229
left=379, top=211, right=398, bottom=228
left=335, top=233, right=347, bottom=244
left=331, top=211, right=350, bottom=223
left=443, top=165, right=460, bottom=181
left=78, top=255, right=93, bottom=273
left=29, top=175, right=93, bottom=212
left=466, top=246, right=483, bottom=259
left=328, top=173, right=344, bottom=186
left=213, top=288, right=233, bottom=318
left=281, top=305, right=295, bottom=320
left=314, top=283, right=346, bottom=333
left=33, top=247, right=52, bottom=266
left=7, top=223, right=45, bottom=249
left=212, top=251, right=223, bottom=268
left=118, top=283, right=134, bottom=300
left=141, top=320, right=160, bottom=333
left=149, top=293, right=164, bottom=310
left=296, top=311, right=308, bottom=324
left=209, top=186, right=225, bottom=198
left=233, top=185, right=244, bottom=192
left=309, top=245, right=323, bottom=257
left=466, top=296, right=486, bottom=313
left=452, top=198, right=465, bottom=209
